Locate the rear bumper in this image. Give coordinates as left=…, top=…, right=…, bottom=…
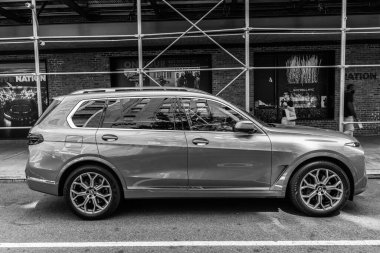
left=26, top=177, right=59, bottom=196
left=25, top=164, right=59, bottom=196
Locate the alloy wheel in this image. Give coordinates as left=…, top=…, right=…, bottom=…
left=70, top=172, right=112, bottom=214
left=299, top=168, right=344, bottom=211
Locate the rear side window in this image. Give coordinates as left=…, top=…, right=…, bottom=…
left=101, top=97, right=180, bottom=130
left=71, top=100, right=106, bottom=128
left=34, top=98, right=62, bottom=126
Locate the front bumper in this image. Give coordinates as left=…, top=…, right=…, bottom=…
left=354, top=174, right=368, bottom=196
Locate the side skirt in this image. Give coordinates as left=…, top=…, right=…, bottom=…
left=123, top=188, right=285, bottom=199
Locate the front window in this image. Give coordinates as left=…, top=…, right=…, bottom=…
left=179, top=98, right=246, bottom=132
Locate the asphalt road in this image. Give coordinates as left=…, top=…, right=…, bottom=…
left=0, top=180, right=380, bottom=253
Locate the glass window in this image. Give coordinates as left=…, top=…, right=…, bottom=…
left=34, top=98, right=62, bottom=126
left=102, top=97, right=180, bottom=130
left=179, top=98, right=245, bottom=132
left=71, top=100, right=106, bottom=128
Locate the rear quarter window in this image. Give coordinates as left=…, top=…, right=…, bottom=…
left=70, top=100, right=106, bottom=128
left=34, top=98, right=62, bottom=126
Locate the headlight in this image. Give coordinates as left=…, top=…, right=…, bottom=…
left=345, top=141, right=361, bottom=147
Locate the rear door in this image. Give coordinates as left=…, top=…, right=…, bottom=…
left=179, top=97, right=272, bottom=189
left=96, top=96, right=188, bottom=189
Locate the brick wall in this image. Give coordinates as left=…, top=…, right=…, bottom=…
left=1, top=43, right=379, bottom=135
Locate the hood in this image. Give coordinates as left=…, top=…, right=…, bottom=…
left=264, top=124, right=357, bottom=141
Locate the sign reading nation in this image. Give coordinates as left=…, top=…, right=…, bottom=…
left=345, top=72, right=377, bottom=81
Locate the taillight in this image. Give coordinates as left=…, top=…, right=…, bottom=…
left=27, top=133, right=44, bottom=145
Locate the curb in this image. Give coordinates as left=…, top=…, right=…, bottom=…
left=0, top=178, right=26, bottom=183
left=368, top=174, right=380, bottom=179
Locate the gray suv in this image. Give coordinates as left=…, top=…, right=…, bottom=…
left=26, top=87, right=367, bottom=219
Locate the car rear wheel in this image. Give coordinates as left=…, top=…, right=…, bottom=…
left=289, top=161, right=350, bottom=217
left=63, top=165, right=121, bottom=220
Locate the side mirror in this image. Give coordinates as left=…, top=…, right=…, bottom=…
left=234, top=120, right=257, bottom=133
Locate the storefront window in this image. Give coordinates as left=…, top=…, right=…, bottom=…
left=254, top=52, right=335, bottom=123
left=110, top=55, right=212, bottom=93
left=0, top=61, right=48, bottom=139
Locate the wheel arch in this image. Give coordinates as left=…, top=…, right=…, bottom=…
left=285, top=156, right=355, bottom=200
left=57, top=158, right=126, bottom=198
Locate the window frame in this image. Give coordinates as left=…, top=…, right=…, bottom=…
left=67, top=95, right=266, bottom=134
left=67, top=99, right=107, bottom=129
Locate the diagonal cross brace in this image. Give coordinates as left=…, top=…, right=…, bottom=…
left=216, top=69, right=246, bottom=96
left=144, top=0, right=224, bottom=70
left=163, top=0, right=245, bottom=67
left=142, top=71, right=162, bottom=87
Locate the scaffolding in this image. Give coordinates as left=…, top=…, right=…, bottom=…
left=0, top=0, right=380, bottom=131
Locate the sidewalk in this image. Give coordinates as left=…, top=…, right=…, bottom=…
left=0, top=140, right=28, bottom=180
left=0, top=137, right=379, bottom=180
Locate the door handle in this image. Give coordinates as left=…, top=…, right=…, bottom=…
left=192, top=138, right=209, bottom=146
left=102, top=134, right=118, bottom=142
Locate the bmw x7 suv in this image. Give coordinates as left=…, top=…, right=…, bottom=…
left=26, top=87, right=367, bottom=219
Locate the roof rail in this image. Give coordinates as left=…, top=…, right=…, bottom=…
left=70, top=87, right=209, bottom=95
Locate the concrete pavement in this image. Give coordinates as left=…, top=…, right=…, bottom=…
left=0, top=140, right=28, bottom=180
left=0, top=180, right=379, bottom=252
left=0, top=136, right=379, bottom=180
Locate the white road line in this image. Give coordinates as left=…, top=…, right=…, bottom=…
left=1, top=240, right=380, bottom=248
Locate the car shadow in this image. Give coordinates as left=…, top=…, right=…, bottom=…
left=116, top=197, right=304, bottom=217
left=31, top=195, right=366, bottom=220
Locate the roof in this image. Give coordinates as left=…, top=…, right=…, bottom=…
left=61, top=87, right=215, bottom=100
left=70, top=87, right=209, bottom=95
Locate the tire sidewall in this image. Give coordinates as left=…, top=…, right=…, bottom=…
left=290, top=161, right=350, bottom=217
left=63, top=165, right=121, bottom=220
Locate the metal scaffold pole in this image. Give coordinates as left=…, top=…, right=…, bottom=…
left=31, top=0, right=42, bottom=116
left=339, top=0, right=347, bottom=132
left=245, top=0, right=250, bottom=112
left=137, top=0, right=143, bottom=87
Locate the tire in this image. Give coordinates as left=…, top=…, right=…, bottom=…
left=289, top=161, right=350, bottom=217
left=63, top=165, right=121, bottom=220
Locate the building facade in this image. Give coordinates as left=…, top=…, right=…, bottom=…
left=0, top=0, right=379, bottom=138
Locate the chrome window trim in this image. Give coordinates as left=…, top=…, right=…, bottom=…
left=67, top=99, right=106, bottom=129
left=95, top=127, right=266, bottom=135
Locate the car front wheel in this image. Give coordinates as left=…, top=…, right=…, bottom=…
left=289, top=161, right=350, bottom=217
left=63, top=165, right=121, bottom=220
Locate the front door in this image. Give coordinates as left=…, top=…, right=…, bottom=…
left=179, top=97, right=272, bottom=189
left=96, top=96, right=188, bottom=189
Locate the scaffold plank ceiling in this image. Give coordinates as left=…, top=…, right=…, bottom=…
left=0, top=0, right=380, bottom=25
